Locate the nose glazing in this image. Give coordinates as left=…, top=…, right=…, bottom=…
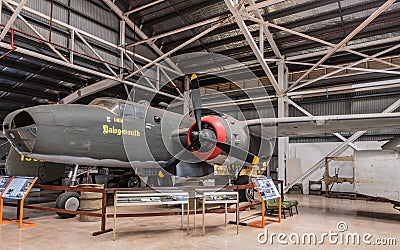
left=3, top=110, right=37, bottom=153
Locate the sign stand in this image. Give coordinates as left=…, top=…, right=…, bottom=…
left=0, top=176, right=38, bottom=228
left=248, top=177, right=281, bottom=229
left=0, top=176, right=14, bottom=224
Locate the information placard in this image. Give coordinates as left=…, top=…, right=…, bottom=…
left=0, top=176, right=13, bottom=195
left=253, top=177, right=281, bottom=200
left=1, top=177, right=36, bottom=200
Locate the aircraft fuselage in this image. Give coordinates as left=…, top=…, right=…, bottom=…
left=3, top=98, right=191, bottom=168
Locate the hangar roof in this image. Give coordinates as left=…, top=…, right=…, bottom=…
left=0, top=0, right=400, bottom=123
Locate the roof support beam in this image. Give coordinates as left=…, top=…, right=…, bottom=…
left=0, top=41, right=182, bottom=101
left=126, top=15, right=228, bottom=47
left=59, top=79, right=119, bottom=104
left=0, top=84, right=59, bottom=101
left=224, top=0, right=282, bottom=95
left=102, top=0, right=183, bottom=74
left=0, top=71, right=71, bottom=92
left=124, top=0, right=166, bottom=16
left=0, top=2, right=68, bottom=62
left=0, top=0, right=27, bottom=40
left=244, top=15, right=400, bottom=71
left=246, top=0, right=286, bottom=11
left=124, top=17, right=232, bottom=81
left=160, top=0, right=375, bottom=52
left=286, top=0, right=396, bottom=92
left=75, top=31, right=119, bottom=78
left=287, top=36, right=400, bottom=61
left=3, top=0, right=180, bottom=76
left=289, top=42, right=400, bottom=92
left=247, top=0, right=282, bottom=58
left=160, top=67, right=184, bottom=98
left=143, top=0, right=218, bottom=27
left=3, top=1, right=69, bottom=62
left=282, top=59, right=400, bottom=76
left=122, top=50, right=157, bottom=91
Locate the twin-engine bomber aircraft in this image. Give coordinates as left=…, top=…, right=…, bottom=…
left=3, top=75, right=400, bottom=182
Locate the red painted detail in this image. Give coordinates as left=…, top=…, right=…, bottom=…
left=187, top=116, right=226, bottom=160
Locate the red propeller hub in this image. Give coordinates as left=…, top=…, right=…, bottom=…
left=187, top=116, right=226, bottom=160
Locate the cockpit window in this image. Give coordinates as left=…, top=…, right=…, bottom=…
left=135, top=106, right=145, bottom=119
left=119, top=103, right=135, bottom=118
left=89, top=99, right=119, bottom=115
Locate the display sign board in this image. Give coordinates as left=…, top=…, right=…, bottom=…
left=1, top=176, right=37, bottom=200
left=253, top=177, right=281, bottom=200
left=0, top=176, right=13, bottom=195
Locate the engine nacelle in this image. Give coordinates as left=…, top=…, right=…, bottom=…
left=186, top=115, right=250, bottom=163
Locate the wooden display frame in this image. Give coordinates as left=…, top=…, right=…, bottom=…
left=194, top=190, right=239, bottom=236
left=0, top=176, right=38, bottom=228
left=113, top=191, right=190, bottom=240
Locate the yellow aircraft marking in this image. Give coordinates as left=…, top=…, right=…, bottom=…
left=190, top=74, right=197, bottom=80
left=20, top=155, right=44, bottom=162
left=102, top=125, right=141, bottom=137
left=252, top=156, right=260, bottom=165
left=114, top=117, right=123, bottom=123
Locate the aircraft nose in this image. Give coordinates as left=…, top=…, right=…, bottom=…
left=3, top=109, right=37, bottom=153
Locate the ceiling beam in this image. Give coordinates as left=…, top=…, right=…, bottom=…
left=59, top=79, right=119, bottom=104
left=3, top=0, right=180, bottom=76
left=0, top=57, right=87, bottom=86
left=126, top=15, right=228, bottom=47
left=0, top=83, right=59, bottom=101
left=0, top=71, right=72, bottom=92
left=224, top=0, right=282, bottom=95
left=176, top=10, right=400, bottom=55
left=247, top=0, right=282, bottom=58
left=142, top=0, right=220, bottom=27
left=0, top=42, right=183, bottom=101
left=160, top=0, right=375, bottom=51
left=245, top=0, right=286, bottom=11
left=102, top=0, right=183, bottom=74
left=0, top=0, right=28, bottom=40
left=124, top=0, right=166, bottom=16
left=125, top=17, right=231, bottom=80
left=286, top=0, right=396, bottom=92
left=0, top=96, right=37, bottom=106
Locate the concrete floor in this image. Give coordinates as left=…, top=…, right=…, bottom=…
left=1, top=194, right=399, bottom=249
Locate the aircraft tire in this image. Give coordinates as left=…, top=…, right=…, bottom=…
left=127, top=175, right=141, bottom=188
left=234, top=175, right=254, bottom=202
left=56, top=192, right=80, bottom=218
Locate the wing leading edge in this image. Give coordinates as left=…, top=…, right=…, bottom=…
left=245, top=113, right=400, bottom=137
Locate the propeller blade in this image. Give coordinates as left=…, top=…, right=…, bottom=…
left=202, top=137, right=259, bottom=164
left=164, top=140, right=200, bottom=174
left=216, top=141, right=260, bottom=164
left=190, top=74, right=202, bottom=131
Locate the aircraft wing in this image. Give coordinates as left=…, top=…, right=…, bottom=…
left=245, top=113, right=400, bottom=137
left=381, top=136, right=400, bottom=152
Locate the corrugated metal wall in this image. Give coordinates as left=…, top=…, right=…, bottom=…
left=4, top=0, right=122, bottom=67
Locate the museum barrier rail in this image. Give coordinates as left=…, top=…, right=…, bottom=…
left=2, top=184, right=268, bottom=236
